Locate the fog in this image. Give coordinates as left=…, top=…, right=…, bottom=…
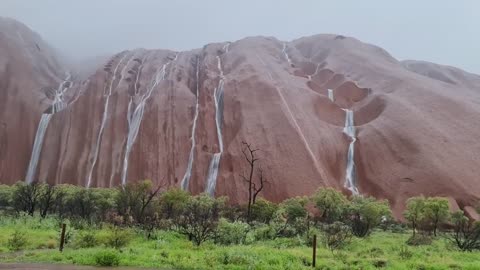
left=2, top=0, right=479, bottom=73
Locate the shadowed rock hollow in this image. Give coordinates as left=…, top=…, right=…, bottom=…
left=1, top=18, right=479, bottom=217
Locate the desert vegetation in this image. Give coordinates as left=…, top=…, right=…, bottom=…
left=0, top=182, right=479, bottom=269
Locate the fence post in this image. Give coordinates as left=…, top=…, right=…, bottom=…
left=312, top=234, right=317, bottom=267
left=59, top=223, right=66, bottom=252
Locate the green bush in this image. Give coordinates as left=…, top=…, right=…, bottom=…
left=250, top=198, right=278, bottom=224
left=311, top=187, right=349, bottom=223
left=105, top=227, right=131, bottom=249
left=406, top=234, right=432, bottom=246
left=251, top=223, right=277, bottom=241
left=74, top=231, right=98, bottom=248
left=215, top=218, right=249, bottom=245
left=7, top=230, right=28, bottom=251
left=321, top=222, right=352, bottom=251
left=94, top=249, right=120, bottom=266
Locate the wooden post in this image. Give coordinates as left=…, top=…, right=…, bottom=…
left=59, top=223, right=66, bottom=252
left=312, top=234, right=317, bottom=267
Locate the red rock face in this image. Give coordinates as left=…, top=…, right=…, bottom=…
left=1, top=20, right=479, bottom=217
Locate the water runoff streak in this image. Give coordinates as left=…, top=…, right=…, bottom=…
left=25, top=73, right=72, bottom=184
left=328, top=89, right=334, bottom=102
left=205, top=49, right=228, bottom=196
left=121, top=58, right=174, bottom=186
left=181, top=57, right=200, bottom=190
left=86, top=53, right=130, bottom=187
left=342, top=109, right=359, bottom=195
left=282, top=43, right=292, bottom=65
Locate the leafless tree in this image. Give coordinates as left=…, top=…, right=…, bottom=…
left=240, top=141, right=268, bottom=221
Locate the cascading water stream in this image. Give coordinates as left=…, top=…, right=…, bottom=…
left=86, top=53, right=130, bottom=187
left=328, top=89, right=334, bottom=102
left=342, top=109, right=359, bottom=195
left=282, top=43, right=292, bottom=65
left=308, top=63, right=320, bottom=80
left=180, top=57, right=200, bottom=190
left=205, top=50, right=228, bottom=196
left=25, top=73, right=72, bottom=184
left=120, top=57, right=174, bottom=186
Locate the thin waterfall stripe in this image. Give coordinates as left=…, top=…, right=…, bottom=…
left=342, top=109, right=359, bottom=195
left=181, top=57, right=201, bottom=190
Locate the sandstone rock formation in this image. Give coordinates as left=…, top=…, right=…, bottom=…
left=1, top=18, right=479, bottom=216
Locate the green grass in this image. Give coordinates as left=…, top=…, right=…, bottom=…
left=0, top=216, right=479, bottom=269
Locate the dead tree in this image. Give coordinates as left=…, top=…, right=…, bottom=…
left=240, top=141, right=268, bottom=221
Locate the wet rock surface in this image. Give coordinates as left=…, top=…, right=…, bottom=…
left=1, top=19, right=479, bottom=217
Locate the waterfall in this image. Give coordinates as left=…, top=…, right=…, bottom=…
left=205, top=52, right=227, bottom=196
left=328, top=89, right=334, bottom=102
left=342, top=109, right=359, bottom=195
left=181, top=57, right=200, bottom=190
left=308, top=63, right=320, bottom=81
left=282, top=43, right=292, bottom=64
left=86, top=53, right=130, bottom=187
left=25, top=114, right=52, bottom=184
left=121, top=58, right=173, bottom=186
left=206, top=153, right=221, bottom=195
left=223, top=42, right=230, bottom=53
left=25, top=74, right=72, bottom=184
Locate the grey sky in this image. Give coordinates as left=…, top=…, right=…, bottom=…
left=2, top=0, right=479, bottom=74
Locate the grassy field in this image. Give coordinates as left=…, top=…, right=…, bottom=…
left=0, top=216, right=479, bottom=270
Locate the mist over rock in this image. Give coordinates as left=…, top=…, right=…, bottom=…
left=1, top=18, right=479, bottom=216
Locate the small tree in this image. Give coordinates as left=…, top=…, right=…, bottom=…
left=448, top=211, right=480, bottom=251
left=174, top=194, right=225, bottom=246
left=250, top=198, right=278, bottom=224
left=423, top=197, right=450, bottom=236
left=12, top=182, right=41, bottom=215
left=116, top=180, right=163, bottom=224
left=159, top=187, right=190, bottom=220
left=38, top=184, right=57, bottom=218
left=348, top=196, right=391, bottom=237
left=67, top=188, right=99, bottom=221
left=274, top=197, right=308, bottom=237
left=311, top=188, right=349, bottom=224
left=321, top=221, right=352, bottom=252
left=404, top=196, right=426, bottom=237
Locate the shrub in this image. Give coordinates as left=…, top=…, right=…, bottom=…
left=372, top=259, right=388, bottom=268
left=11, top=182, right=41, bottom=215
left=0, top=185, right=13, bottom=209
left=398, top=245, right=413, bottom=259
left=348, top=196, right=391, bottom=237
left=105, top=227, right=131, bottom=249
left=94, top=249, right=120, bottom=266
left=46, top=239, right=56, bottom=249
left=406, top=234, right=432, bottom=246
left=448, top=211, right=480, bottom=251
left=250, top=198, right=278, bottom=224
left=215, top=218, right=250, bottom=245
left=7, top=230, right=28, bottom=251
left=321, top=222, right=352, bottom=251
left=251, top=224, right=277, bottom=241
left=273, top=197, right=308, bottom=237
left=174, top=194, right=225, bottom=246
left=75, top=231, right=98, bottom=248
left=311, top=188, right=349, bottom=223
left=404, top=196, right=426, bottom=237
left=159, top=187, right=189, bottom=220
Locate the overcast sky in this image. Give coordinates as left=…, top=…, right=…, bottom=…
left=2, top=0, right=479, bottom=73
